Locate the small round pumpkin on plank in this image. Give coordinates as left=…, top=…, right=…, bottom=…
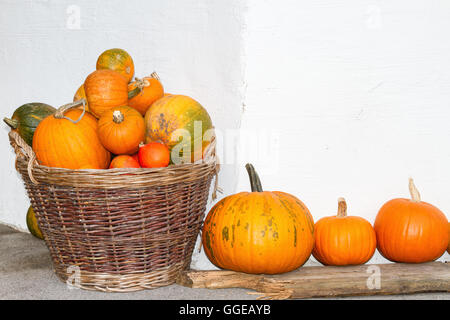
left=202, top=164, right=315, bottom=275
left=374, top=178, right=448, bottom=263
left=312, top=198, right=376, bottom=266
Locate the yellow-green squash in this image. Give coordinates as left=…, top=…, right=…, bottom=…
left=26, top=206, right=44, bottom=240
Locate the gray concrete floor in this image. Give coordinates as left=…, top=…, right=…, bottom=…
left=1, top=224, right=448, bottom=300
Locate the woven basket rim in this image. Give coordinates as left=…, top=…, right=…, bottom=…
left=9, top=130, right=220, bottom=189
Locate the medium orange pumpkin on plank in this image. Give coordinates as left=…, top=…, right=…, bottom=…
left=202, top=164, right=315, bottom=274
left=84, top=69, right=129, bottom=118
left=96, top=48, right=135, bottom=83
left=97, top=105, right=145, bottom=155
left=128, top=72, right=164, bottom=115
left=374, top=178, right=448, bottom=263
left=32, top=100, right=111, bottom=169
left=312, top=198, right=376, bottom=266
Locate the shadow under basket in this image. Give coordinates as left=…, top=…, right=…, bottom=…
left=9, top=130, right=219, bottom=292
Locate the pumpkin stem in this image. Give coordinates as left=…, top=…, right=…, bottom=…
left=3, top=117, right=18, bottom=129
left=112, top=110, right=124, bottom=124
left=54, top=99, right=86, bottom=124
left=245, top=163, right=263, bottom=192
left=128, top=85, right=142, bottom=99
left=150, top=71, right=160, bottom=81
left=408, top=178, right=421, bottom=202
left=337, top=197, right=347, bottom=217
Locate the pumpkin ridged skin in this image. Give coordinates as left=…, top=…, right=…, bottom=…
left=144, top=95, right=213, bottom=163
left=32, top=109, right=111, bottom=169
left=4, top=103, right=56, bottom=146
left=84, top=69, right=129, bottom=118
left=128, top=76, right=164, bottom=115
left=26, top=206, right=44, bottom=240
left=202, top=165, right=315, bottom=275
left=374, top=179, right=449, bottom=263
left=96, top=48, right=135, bottom=83
left=312, top=198, right=376, bottom=266
left=73, top=84, right=90, bottom=111
left=97, top=106, right=145, bottom=155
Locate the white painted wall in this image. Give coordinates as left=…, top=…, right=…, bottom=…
left=1, top=0, right=449, bottom=268
left=236, top=0, right=450, bottom=263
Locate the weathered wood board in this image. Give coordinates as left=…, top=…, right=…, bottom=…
left=177, top=262, right=450, bottom=299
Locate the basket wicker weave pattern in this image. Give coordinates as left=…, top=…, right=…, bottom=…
left=9, top=130, right=218, bottom=292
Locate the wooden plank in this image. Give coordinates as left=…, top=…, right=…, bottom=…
left=176, top=262, right=450, bottom=299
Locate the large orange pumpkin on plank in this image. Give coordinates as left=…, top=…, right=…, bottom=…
left=202, top=164, right=315, bottom=274
left=374, top=178, right=448, bottom=263
left=84, top=69, right=129, bottom=118
left=312, top=198, right=376, bottom=266
left=144, top=94, right=213, bottom=164
left=32, top=100, right=111, bottom=169
left=128, top=72, right=164, bottom=115
left=96, top=48, right=135, bottom=83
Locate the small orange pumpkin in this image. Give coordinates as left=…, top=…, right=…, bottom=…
left=312, top=198, right=376, bottom=266
left=96, top=48, right=135, bottom=83
left=84, top=69, right=129, bottom=118
left=374, top=178, right=449, bottom=263
left=97, top=105, right=145, bottom=155
left=128, top=72, right=164, bottom=115
left=202, top=164, right=315, bottom=274
left=32, top=100, right=111, bottom=169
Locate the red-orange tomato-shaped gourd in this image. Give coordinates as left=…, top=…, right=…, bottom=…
left=109, top=155, right=140, bottom=169
left=138, top=142, right=170, bottom=168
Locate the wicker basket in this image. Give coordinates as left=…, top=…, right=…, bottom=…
left=8, top=128, right=219, bottom=292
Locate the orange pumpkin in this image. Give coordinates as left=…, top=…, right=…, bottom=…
left=84, top=69, right=129, bottom=118
left=109, top=155, right=140, bottom=168
left=73, top=84, right=89, bottom=111
left=202, top=164, right=315, bottom=274
left=128, top=72, right=164, bottom=115
left=374, top=178, right=449, bottom=263
left=32, top=100, right=111, bottom=169
left=96, top=48, right=135, bottom=83
left=312, top=198, right=376, bottom=266
left=97, top=105, right=145, bottom=155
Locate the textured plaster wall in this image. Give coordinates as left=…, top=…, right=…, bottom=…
left=1, top=0, right=449, bottom=268
left=237, top=0, right=450, bottom=263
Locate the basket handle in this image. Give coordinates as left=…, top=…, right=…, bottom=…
left=8, top=130, right=39, bottom=184
left=202, top=132, right=222, bottom=200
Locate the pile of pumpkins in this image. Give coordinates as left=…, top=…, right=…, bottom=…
left=202, top=164, right=450, bottom=274
left=4, top=48, right=213, bottom=238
